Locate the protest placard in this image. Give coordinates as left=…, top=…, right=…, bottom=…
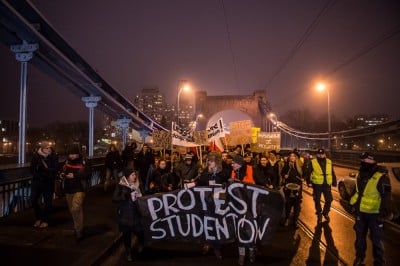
left=137, top=183, right=284, bottom=246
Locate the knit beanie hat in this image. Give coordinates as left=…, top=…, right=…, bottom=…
left=123, top=167, right=135, bottom=177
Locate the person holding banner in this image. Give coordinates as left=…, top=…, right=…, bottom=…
left=281, top=151, right=304, bottom=228
left=229, top=154, right=256, bottom=265
left=174, top=153, right=198, bottom=188
left=112, top=168, right=144, bottom=262
left=197, top=151, right=230, bottom=259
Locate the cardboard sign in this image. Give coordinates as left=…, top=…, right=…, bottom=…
left=153, top=130, right=172, bottom=149
left=228, top=120, right=253, bottom=145
left=257, top=131, right=281, bottom=151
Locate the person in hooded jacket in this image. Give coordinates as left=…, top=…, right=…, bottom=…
left=350, top=152, right=391, bottom=266
left=174, top=153, right=199, bottom=188
left=30, top=141, right=59, bottom=228
left=113, top=168, right=144, bottom=262
left=229, top=154, right=256, bottom=265
left=60, top=146, right=90, bottom=240
left=197, top=151, right=229, bottom=259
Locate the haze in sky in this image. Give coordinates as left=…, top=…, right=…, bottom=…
left=1, top=0, right=399, bottom=127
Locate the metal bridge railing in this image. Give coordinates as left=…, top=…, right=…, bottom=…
left=0, top=157, right=106, bottom=218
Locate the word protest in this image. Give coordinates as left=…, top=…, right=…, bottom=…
left=137, top=183, right=284, bottom=246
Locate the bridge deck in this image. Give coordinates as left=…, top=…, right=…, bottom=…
left=0, top=185, right=119, bottom=265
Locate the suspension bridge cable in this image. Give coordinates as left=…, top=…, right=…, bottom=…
left=327, top=23, right=400, bottom=76
left=221, top=0, right=239, bottom=93
left=264, top=0, right=337, bottom=92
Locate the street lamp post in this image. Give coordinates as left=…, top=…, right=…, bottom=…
left=317, top=83, right=331, bottom=152
left=177, top=81, right=190, bottom=126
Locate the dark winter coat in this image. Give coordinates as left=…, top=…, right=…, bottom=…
left=197, top=167, right=229, bottom=186
left=253, top=164, right=272, bottom=187
left=30, top=149, right=59, bottom=183
left=174, top=161, right=198, bottom=183
left=112, top=178, right=142, bottom=231
left=122, top=143, right=137, bottom=166
left=281, top=162, right=303, bottom=198
left=61, top=156, right=90, bottom=194
left=150, top=167, right=174, bottom=192
left=105, top=150, right=122, bottom=170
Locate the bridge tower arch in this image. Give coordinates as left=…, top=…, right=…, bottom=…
left=194, top=90, right=268, bottom=130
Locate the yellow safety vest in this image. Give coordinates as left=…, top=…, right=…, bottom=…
left=350, top=172, right=383, bottom=214
left=311, top=158, right=333, bottom=185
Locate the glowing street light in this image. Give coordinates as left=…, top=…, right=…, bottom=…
left=269, top=113, right=278, bottom=127
left=177, top=80, right=190, bottom=125
left=316, top=82, right=331, bottom=152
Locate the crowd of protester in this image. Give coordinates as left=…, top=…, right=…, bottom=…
left=29, top=141, right=391, bottom=266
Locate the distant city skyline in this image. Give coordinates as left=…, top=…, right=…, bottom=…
left=1, top=0, right=399, bottom=127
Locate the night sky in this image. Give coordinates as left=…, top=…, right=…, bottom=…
left=1, top=0, right=399, bottom=127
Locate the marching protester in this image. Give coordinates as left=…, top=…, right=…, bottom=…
left=30, top=141, right=59, bottom=228
left=281, top=151, right=303, bottom=228
left=104, top=144, right=123, bottom=192
left=243, top=152, right=254, bottom=167
left=135, top=144, right=154, bottom=188
left=121, top=141, right=137, bottom=169
left=113, top=168, right=144, bottom=262
left=144, top=156, right=160, bottom=194
left=197, top=151, right=229, bottom=259
left=229, top=154, right=256, bottom=265
left=253, top=154, right=274, bottom=189
left=350, top=152, right=391, bottom=266
left=174, top=153, right=198, bottom=188
left=230, top=154, right=255, bottom=184
left=306, top=148, right=337, bottom=224
left=149, top=159, right=174, bottom=193
left=60, top=146, right=90, bottom=240
left=267, top=150, right=281, bottom=189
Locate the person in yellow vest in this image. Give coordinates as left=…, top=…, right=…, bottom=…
left=350, top=152, right=391, bottom=266
left=229, top=154, right=255, bottom=266
left=306, top=148, right=337, bottom=223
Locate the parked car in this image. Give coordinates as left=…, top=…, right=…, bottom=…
left=338, top=162, right=400, bottom=222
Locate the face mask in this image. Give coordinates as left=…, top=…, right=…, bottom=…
left=360, top=162, right=375, bottom=172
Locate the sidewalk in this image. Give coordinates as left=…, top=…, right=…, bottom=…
left=0, top=185, right=120, bottom=266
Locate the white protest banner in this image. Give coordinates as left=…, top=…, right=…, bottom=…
left=171, top=122, right=199, bottom=147
left=257, top=131, right=281, bottom=151
left=206, top=118, right=225, bottom=142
